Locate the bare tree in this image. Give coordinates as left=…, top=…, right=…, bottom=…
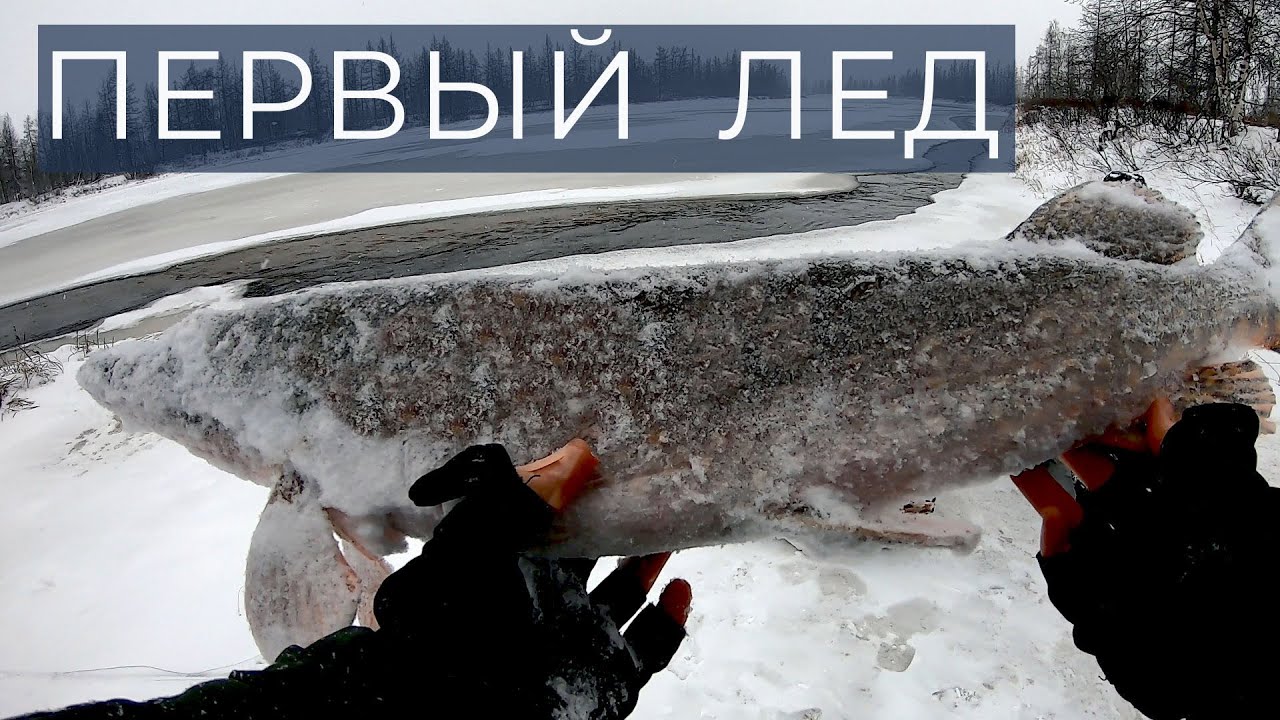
left=1193, top=0, right=1258, bottom=136
left=0, top=114, right=17, bottom=203
left=19, top=116, right=40, bottom=198
left=1026, top=0, right=1279, bottom=138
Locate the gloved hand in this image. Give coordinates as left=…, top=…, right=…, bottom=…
left=1034, top=404, right=1280, bottom=720
left=373, top=443, right=693, bottom=718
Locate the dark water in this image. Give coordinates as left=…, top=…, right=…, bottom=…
left=0, top=173, right=962, bottom=351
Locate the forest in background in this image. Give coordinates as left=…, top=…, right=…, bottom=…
left=1021, top=0, right=1279, bottom=136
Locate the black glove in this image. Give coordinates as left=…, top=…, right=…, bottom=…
left=373, top=443, right=691, bottom=718
left=1038, top=403, right=1280, bottom=720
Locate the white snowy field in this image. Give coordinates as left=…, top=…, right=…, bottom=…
left=3, top=152, right=1275, bottom=719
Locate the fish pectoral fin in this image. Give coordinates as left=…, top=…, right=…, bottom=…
left=326, top=508, right=396, bottom=631
left=774, top=505, right=981, bottom=552
left=246, top=472, right=361, bottom=662
left=1175, top=360, right=1277, bottom=434
left=337, top=537, right=392, bottom=631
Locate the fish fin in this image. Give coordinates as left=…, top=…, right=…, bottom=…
left=779, top=508, right=981, bottom=552
left=1230, top=191, right=1280, bottom=269
left=1007, top=178, right=1201, bottom=265
left=245, top=471, right=360, bottom=662
left=326, top=508, right=398, bottom=630
left=339, top=538, right=393, bottom=630
left=1173, top=360, right=1277, bottom=434
left=1222, top=192, right=1280, bottom=351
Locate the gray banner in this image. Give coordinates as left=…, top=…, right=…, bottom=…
left=38, top=25, right=1016, bottom=173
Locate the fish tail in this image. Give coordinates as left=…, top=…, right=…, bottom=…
left=1235, top=191, right=1280, bottom=265
left=1221, top=191, right=1280, bottom=350
left=1171, top=360, right=1277, bottom=434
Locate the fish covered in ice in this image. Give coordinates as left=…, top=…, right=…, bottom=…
left=78, top=179, right=1280, bottom=658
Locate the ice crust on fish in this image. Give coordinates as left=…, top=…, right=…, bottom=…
left=1007, top=179, right=1201, bottom=264
left=78, top=182, right=1280, bottom=558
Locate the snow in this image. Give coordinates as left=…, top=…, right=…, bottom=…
left=91, top=283, right=252, bottom=333
left=636, top=486, right=1148, bottom=719
left=0, top=347, right=268, bottom=715
left=0, top=173, right=289, bottom=251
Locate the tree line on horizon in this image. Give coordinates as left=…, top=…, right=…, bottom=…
left=810, top=61, right=1017, bottom=106
left=1021, top=0, right=1279, bottom=138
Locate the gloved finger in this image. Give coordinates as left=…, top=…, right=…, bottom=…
left=1039, top=505, right=1076, bottom=558
left=590, top=553, right=672, bottom=626
left=429, top=478, right=556, bottom=551
left=624, top=579, right=692, bottom=678
left=417, top=441, right=602, bottom=556
left=1089, top=396, right=1175, bottom=455
left=410, top=444, right=521, bottom=507
left=1011, top=464, right=1083, bottom=557
left=1159, top=403, right=1263, bottom=493
left=559, top=557, right=599, bottom=586
left=1145, top=397, right=1176, bottom=452
left=1061, top=398, right=1177, bottom=492
left=1060, top=446, right=1115, bottom=492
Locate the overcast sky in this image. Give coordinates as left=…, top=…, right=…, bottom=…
left=0, top=0, right=1081, bottom=117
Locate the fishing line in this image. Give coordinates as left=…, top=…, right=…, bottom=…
left=0, top=655, right=263, bottom=680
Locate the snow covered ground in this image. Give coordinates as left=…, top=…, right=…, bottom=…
left=2, top=126, right=1276, bottom=718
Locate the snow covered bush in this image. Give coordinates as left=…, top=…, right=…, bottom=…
left=0, top=346, right=63, bottom=416
left=1016, top=108, right=1164, bottom=196
left=1176, top=135, right=1280, bottom=204
left=1018, top=107, right=1280, bottom=205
